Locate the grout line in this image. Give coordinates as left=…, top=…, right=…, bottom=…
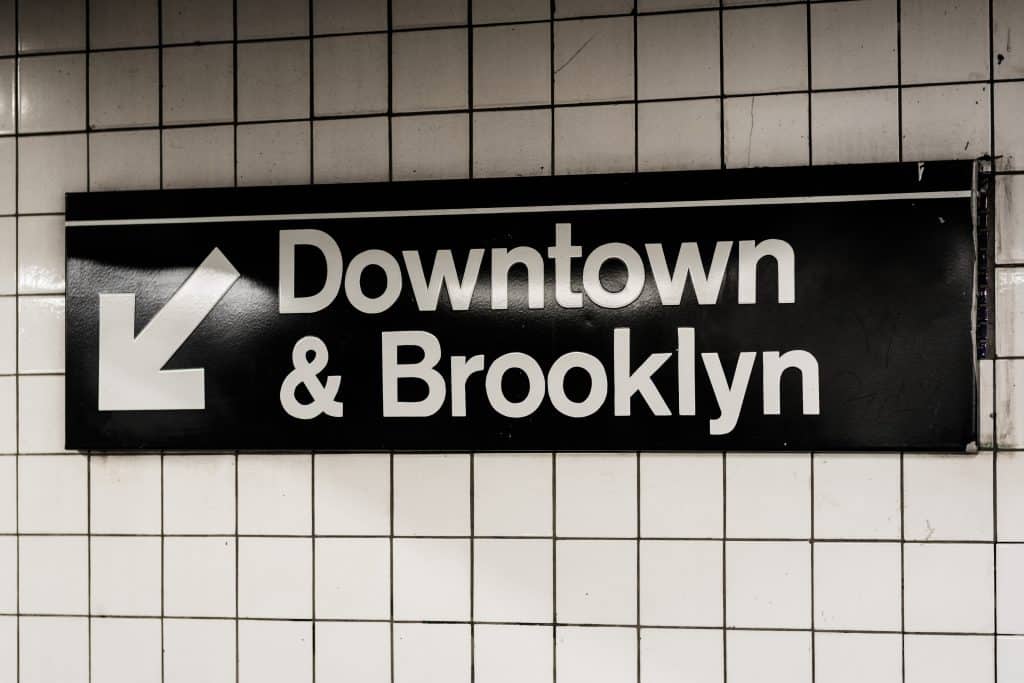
left=718, top=0, right=726, bottom=170
left=896, top=0, right=903, bottom=163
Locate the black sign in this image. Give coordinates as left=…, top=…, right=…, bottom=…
left=66, top=161, right=979, bottom=452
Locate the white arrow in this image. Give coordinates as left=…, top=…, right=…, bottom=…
left=98, top=248, right=240, bottom=411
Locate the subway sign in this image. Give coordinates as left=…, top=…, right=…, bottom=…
left=65, top=162, right=979, bottom=451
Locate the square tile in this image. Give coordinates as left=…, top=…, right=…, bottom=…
left=723, top=5, right=807, bottom=94
left=554, top=0, right=631, bottom=17
left=995, top=0, right=1024, bottom=78
left=392, top=0, right=466, bottom=28
left=313, top=0, right=387, bottom=33
left=314, top=35, right=387, bottom=116
left=164, top=619, right=236, bottom=683
left=997, top=268, right=1024, bottom=354
left=17, top=215, right=64, bottom=294
left=18, top=0, right=85, bottom=52
left=475, top=625, right=553, bottom=683
left=162, top=0, right=233, bottom=43
left=901, top=84, right=990, bottom=161
left=726, top=453, right=809, bottom=538
left=640, top=628, right=723, bottom=683
left=163, top=45, right=234, bottom=125
left=904, top=452, right=993, bottom=541
left=91, top=536, right=161, bottom=616
left=554, top=17, right=633, bottom=104
left=998, top=452, right=1024, bottom=540
left=981, top=359, right=995, bottom=449
left=0, top=617, right=12, bottom=682
left=90, top=130, right=160, bottom=191
left=813, top=453, right=900, bottom=539
left=91, top=618, right=161, bottom=683
left=997, top=359, right=1024, bottom=447
left=238, top=537, right=312, bottom=619
left=640, top=540, right=722, bottom=626
left=238, top=621, right=312, bottom=683
left=18, top=375, right=67, bottom=453
left=394, top=452, right=469, bottom=535
left=724, top=94, right=809, bottom=168
left=90, top=0, right=158, bottom=48
left=474, top=538, right=552, bottom=622
left=473, top=109, right=551, bottom=178
left=815, top=633, right=902, bottom=683
left=555, top=627, right=636, bottom=683
left=315, top=537, right=390, bottom=619
left=238, top=453, right=311, bottom=535
left=0, top=537, right=11, bottom=612
left=90, top=50, right=158, bottom=132
left=19, top=536, right=88, bottom=614
left=556, top=539, right=636, bottom=624
left=164, top=537, right=236, bottom=618
left=393, top=538, right=470, bottom=620
left=474, top=23, right=550, bottom=107
left=997, top=175, right=1024, bottom=264
left=393, top=623, right=471, bottom=683
left=18, top=55, right=86, bottom=133
left=998, top=544, right=1024, bottom=633
left=162, top=125, right=235, bottom=188
left=999, top=636, right=1024, bottom=681
left=16, top=295, right=63, bottom=373
left=904, top=635, right=994, bottom=683
left=474, top=452, right=552, bottom=535
left=0, top=456, right=13, bottom=532
left=637, top=12, right=719, bottom=99
left=0, top=140, right=13, bottom=214
left=237, top=121, right=311, bottom=186
left=0, top=59, right=14, bottom=134
left=473, top=0, right=548, bottom=24
left=725, top=541, right=810, bottom=628
left=238, top=40, right=310, bottom=121
left=164, top=453, right=235, bottom=534
left=0, top=297, right=12, bottom=374
left=392, top=28, right=468, bottom=112
left=17, top=455, right=87, bottom=533
left=811, top=89, right=900, bottom=165
left=238, top=0, right=309, bottom=38
left=901, top=0, right=989, bottom=84
left=726, top=631, right=812, bottom=683
left=904, top=543, right=994, bottom=633
left=0, top=377, right=11, bottom=453
left=810, top=0, right=897, bottom=89
left=90, top=453, right=161, bottom=534
left=314, top=118, right=390, bottom=183
left=995, top=82, right=1024, bottom=171
left=814, top=542, right=901, bottom=630
left=556, top=452, right=636, bottom=536
left=0, top=0, right=9, bottom=53
left=316, top=622, right=391, bottom=683
left=19, top=617, right=88, bottom=683
left=313, top=452, right=389, bottom=534
left=638, top=98, right=721, bottom=172
left=18, top=134, right=87, bottom=213
left=0, top=220, right=14, bottom=294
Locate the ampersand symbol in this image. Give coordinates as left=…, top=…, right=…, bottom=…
left=280, top=336, right=344, bottom=420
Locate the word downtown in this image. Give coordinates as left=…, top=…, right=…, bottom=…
left=279, top=224, right=820, bottom=434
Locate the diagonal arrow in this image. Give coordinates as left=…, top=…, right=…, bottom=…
left=98, top=248, right=240, bottom=411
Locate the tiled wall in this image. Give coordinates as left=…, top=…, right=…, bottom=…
left=0, top=0, right=1023, bottom=681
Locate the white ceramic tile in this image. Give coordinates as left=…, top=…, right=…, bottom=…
left=903, top=452, right=993, bottom=541
left=0, top=536, right=14, bottom=612
left=997, top=268, right=1024, bottom=355
left=981, top=359, right=995, bottom=449
left=163, top=45, right=234, bottom=125
left=814, top=633, right=902, bottom=683
left=474, top=23, right=549, bottom=108
left=89, top=49, right=158, bottom=129
left=554, top=0, right=632, bottom=17
left=811, top=89, right=900, bottom=165
left=996, top=175, right=1024, bottom=264
left=997, top=359, right=1024, bottom=448
left=724, top=94, right=809, bottom=168
left=17, top=455, right=87, bottom=533
left=726, top=453, right=810, bottom=538
left=640, top=540, right=722, bottom=626
left=315, top=537, right=391, bottom=619
left=998, top=452, right=1024, bottom=541
left=19, top=617, right=88, bottom=683
left=162, top=0, right=233, bottom=43
left=474, top=625, right=553, bottom=683
left=0, top=0, right=12, bottom=54
left=0, top=219, right=14, bottom=294
left=473, top=452, right=552, bottom=535
left=638, top=98, right=721, bottom=172
left=238, top=40, right=309, bottom=121
left=162, top=125, right=235, bottom=188
left=393, top=623, right=471, bottom=683
left=238, top=537, right=313, bottom=619
left=640, top=453, right=720, bottom=537
left=0, top=297, right=11, bottom=374
left=640, top=629, right=723, bottom=683
left=637, top=12, right=719, bottom=99
left=904, top=635, right=995, bottom=683
left=725, top=541, right=811, bottom=628
left=473, top=538, right=552, bottom=622
left=810, top=0, right=897, bottom=89
left=164, top=619, right=236, bottom=683
left=901, top=0, right=989, bottom=84
left=16, top=296, right=62, bottom=374
left=473, top=0, right=548, bottom=24
left=17, top=134, right=86, bottom=213
left=553, top=17, right=634, bottom=104
left=903, top=543, right=994, bottom=633
left=392, top=28, right=468, bottom=112
left=314, top=117, right=390, bottom=183
left=19, top=536, right=88, bottom=613
left=555, top=627, right=637, bottom=683
left=18, top=0, right=85, bottom=52
left=994, top=81, right=1024, bottom=171
left=314, top=34, right=387, bottom=116
left=393, top=452, right=470, bottom=535
left=393, top=538, right=471, bottom=620
left=17, top=375, right=67, bottom=453
left=90, top=0, right=158, bottom=48
left=473, top=109, right=551, bottom=178
left=90, top=536, right=161, bottom=616
left=238, top=0, right=309, bottom=39
left=17, top=215, right=64, bottom=294
left=998, top=544, right=1024, bottom=633
left=556, top=452, right=635, bottom=536
left=0, top=59, right=14, bottom=134
left=726, top=631, right=812, bottom=683
left=0, top=377, right=12, bottom=453
left=814, top=542, right=901, bottom=630
left=238, top=453, right=311, bottom=535
left=901, top=84, right=990, bottom=161
left=999, top=637, right=1024, bottom=681
left=237, top=121, right=311, bottom=186
left=18, top=55, right=86, bottom=133
left=995, top=0, right=1024, bottom=78
left=90, top=453, right=161, bottom=534
left=813, top=453, right=900, bottom=539
left=314, top=452, right=390, bottom=534
left=0, top=456, right=13, bottom=532
left=392, top=0, right=466, bottom=28
left=0, top=139, right=13, bottom=214
left=238, top=621, right=313, bottom=683
left=164, top=537, right=236, bottom=618
left=90, top=129, right=160, bottom=191
left=556, top=539, right=636, bottom=624
left=92, top=618, right=161, bottom=683
left=314, top=0, right=387, bottom=33
left=163, top=453, right=235, bottom=534
left=723, top=5, right=807, bottom=94
left=316, top=622, right=391, bottom=683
